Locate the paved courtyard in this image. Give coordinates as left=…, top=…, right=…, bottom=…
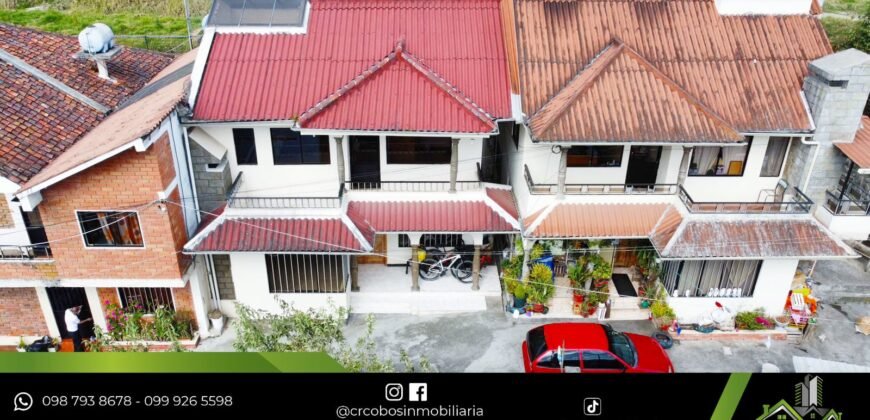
left=198, top=260, right=869, bottom=373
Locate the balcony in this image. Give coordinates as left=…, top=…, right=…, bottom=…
left=0, top=244, right=51, bottom=260
left=824, top=190, right=870, bottom=216
left=678, top=185, right=813, bottom=214
left=226, top=172, right=343, bottom=209
left=523, top=164, right=678, bottom=195
left=344, top=180, right=482, bottom=192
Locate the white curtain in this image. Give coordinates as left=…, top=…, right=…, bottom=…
left=761, top=138, right=789, bottom=177
left=721, top=145, right=748, bottom=175
left=692, top=147, right=720, bottom=175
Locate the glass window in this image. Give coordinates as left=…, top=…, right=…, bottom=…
left=386, top=137, right=452, bottom=164
left=78, top=211, right=143, bottom=248
left=233, top=128, right=258, bottom=165
left=265, top=254, right=345, bottom=293
left=689, top=139, right=751, bottom=176
left=567, top=146, right=624, bottom=167
left=661, top=260, right=761, bottom=298
left=536, top=351, right=561, bottom=368
left=582, top=351, right=625, bottom=370
left=607, top=330, right=637, bottom=367
left=118, top=287, right=174, bottom=312
left=270, top=128, right=330, bottom=165
left=760, top=137, right=790, bottom=177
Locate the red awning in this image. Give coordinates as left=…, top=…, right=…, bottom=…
left=185, top=216, right=372, bottom=253
left=348, top=200, right=518, bottom=233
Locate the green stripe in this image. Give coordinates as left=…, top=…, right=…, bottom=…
left=711, top=373, right=752, bottom=420
left=0, top=353, right=345, bottom=373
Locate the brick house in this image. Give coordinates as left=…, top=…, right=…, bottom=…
left=0, top=25, right=210, bottom=345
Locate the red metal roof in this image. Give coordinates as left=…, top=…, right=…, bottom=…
left=527, top=203, right=672, bottom=239
left=187, top=217, right=370, bottom=253
left=299, top=41, right=495, bottom=133
left=836, top=115, right=870, bottom=171
left=529, top=40, right=744, bottom=143
left=656, top=219, right=853, bottom=259
left=193, top=0, right=512, bottom=129
left=514, top=0, right=832, bottom=137
left=348, top=200, right=517, bottom=232
left=486, top=187, right=519, bottom=220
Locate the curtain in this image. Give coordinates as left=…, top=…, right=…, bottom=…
left=678, top=261, right=704, bottom=295
left=692, top=147, right=720, bottom=175
left=722, top=260, right=760, bottom=295
left=721, top=145, right=748, bottom=175
left=761, top=138, right=789, bottom=176
left=697, top=261, right=725, bottom=295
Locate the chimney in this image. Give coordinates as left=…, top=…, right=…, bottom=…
left=786, top=49, right=870, bottom=201
left=714, top=0, right=813, bottom=15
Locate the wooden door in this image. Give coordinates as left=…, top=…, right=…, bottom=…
left=613, top=240, right=639, bottom=268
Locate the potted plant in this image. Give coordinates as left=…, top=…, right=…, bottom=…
left=48, top=337, right=60, bottom=352
left=512, top=283, right=528, bottom=310
left=567, top=263, right=588, bottom=304
left=209, top=309, right=225, bottom=333
left=650, top=300, right=676, bottom=331
left=16, top=336, right=26, bottom=352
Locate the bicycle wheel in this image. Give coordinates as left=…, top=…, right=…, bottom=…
left=419, top=258, right=441, bottom=280
left=452, top=260, right=474, bottom=283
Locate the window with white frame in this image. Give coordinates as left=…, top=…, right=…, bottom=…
left=77, top=211, right=143, bottom=248
left=118, top=287, right=174, bottom=312
left=265, top=254, right=345, bottom=293
left=760, top=137, right=790, bottom=177
left=689, top=139, right=752, bottom=176
left=661, top=260, right=761, bottom=298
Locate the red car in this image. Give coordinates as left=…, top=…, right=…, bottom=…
left=521, top=323, right=674, bottom=373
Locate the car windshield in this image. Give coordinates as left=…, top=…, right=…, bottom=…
left=527, top=327, right=548, bottom=361
left=607, top=330, right=637, bottom=367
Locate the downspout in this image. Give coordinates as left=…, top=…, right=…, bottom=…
left=181, top=126, right=201, bottom=224
left=801, top=136, right=821, bottom=193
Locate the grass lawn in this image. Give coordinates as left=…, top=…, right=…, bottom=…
left=824, top=0, right=870, bottom=16
left=822, top=16, right=860, bottom=51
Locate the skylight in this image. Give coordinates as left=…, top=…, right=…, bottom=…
left=207, top=0, right=308, bottom=27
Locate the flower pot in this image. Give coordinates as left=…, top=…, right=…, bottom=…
left=512, top=296, right=526, bottom=310
left=640, top=300, right=651, bottom=309
left=210, top=316, right=225, bottom=333
left=572, top=292, right=584, bottom=304
left=16, top=348, right=25, bottom=352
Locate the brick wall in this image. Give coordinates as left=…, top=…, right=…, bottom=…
left=0, top=288, right=48, bottom=336
left=37, top=133, right=190, bottom=280
left=0, top=261, right=58, bottom=280
left=0, top=196, right=14, bottom=228
left=97, top=285, right=199, bottom=330
left=212, top=255, right=235, bottom=300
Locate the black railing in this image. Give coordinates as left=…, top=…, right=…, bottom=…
left=344, top=181, right=482, bottom=192
left=227, top=172, right=344, bottom=209
left=0, top=244, right=52, bottom=260
left=824, top=189, right=870, bottom=215
left=523, top=165, right=678, bottom=195
left=678, top=186, right=813, bottom=214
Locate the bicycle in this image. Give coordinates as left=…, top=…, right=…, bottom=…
left=419, top=250, right=474, bottom=283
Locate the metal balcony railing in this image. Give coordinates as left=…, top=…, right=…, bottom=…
left=0, top=244, right=51, bottom=260
left=344, top=181, right=482, bottom=192
left=523, top=165, right=678, bottom=195
left=824, top=189, right=870, bottom=216
left=226, top=172, right=344, bottom=209
left=678, top=186, right=813, bottom=214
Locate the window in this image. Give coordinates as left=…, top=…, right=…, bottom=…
left=266, top=254, right=345, bottom=293
left=567, top=146, right=624, bottom=167
left=536, top=351, right=561, bottom=368
left=607, top=330, right=637, bottom=367
left=689, top=139, right=751, bottom=176
left=386, top=137, right=452, bottom=164
left=118, top=287, right=174, bottom=312
left=582, top=351, right=625, bottom=370
left=760, top=137, right=790, bottom=177
left=398, top=234, right=464, bottom=248
left=661, top=260, right=762, bottom=298
left=270, top=128, right=330, bottom=165
left=233, top=128, right=257, bottom=165
left=78, top=211, right=143, bottom=248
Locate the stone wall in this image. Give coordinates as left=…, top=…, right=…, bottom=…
left=189, top=140, right=232, bottom=214
left=212, top=255, right=235, bottom=300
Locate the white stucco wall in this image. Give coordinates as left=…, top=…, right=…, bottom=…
left=0, top=177, right=33, bottom=246
left=815, top=206, right=870, bottom=240
left=228, top=253, right=349, bottom=314
left=667, top=259, right=799, bottom=323
left=681, top=136, right=785, bottom=202
left=656, top=146, right=684, bottom=184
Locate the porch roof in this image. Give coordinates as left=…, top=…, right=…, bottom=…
left=183, top=215, right=373, bottom=254
left=524, top=202, right=674, bottom=239
left=835, top=115, right=870, bottom=173
left=347, top=199, right=519, bottom=233
left=651, top=218, right=856, bottom=260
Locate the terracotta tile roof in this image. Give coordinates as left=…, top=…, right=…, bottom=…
left=835, top=115, right=870, bottom=171
left=192, top=0, right=512, bottom=129
left=348, top=200, right=518, bottom=232
left=0, top=24, right=173, bottom=185
left=0, top=24, right=173, bottom=109
left=186, top=216, right=371, bottom=253
left=486, top=187, right=520, bottom=219
left=19, top=51, right=196, bottom=193
left=655, top=219, right=854, bottom=259
left=529, top=40, right=744, bottom=143
left=514, top=0, right=832, bottom=139
left=649, top=205, right=684, bottom=249
left=526, top=202, right=672, bottom=238
left=298, top=41, right=496, bottom=133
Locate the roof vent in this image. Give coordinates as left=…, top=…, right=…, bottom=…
left=76, top=23, right=122, bottom=83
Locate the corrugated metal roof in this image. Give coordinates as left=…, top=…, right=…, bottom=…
left=193, top=0, right=512, bottom=128
left=529, top=40, right=744, bottom=143
left=658, top=219, right=854, bottom=259
left=836, top=115, right=870, bottom=170
left=348, top=200, right=518, bottom=232
left=187, top=217, right=369, bottom=253
left=527, top=203, right=671, bottom=238
left=514, top=0, right=832, bottom=138
left=486, top=187, right=519, bottom=219
left=649, top=205, right=684, bottom=249
left=298, top=42, right=496, bottom=133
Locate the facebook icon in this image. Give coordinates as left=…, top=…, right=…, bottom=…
left=409, top=383, right=428, bottom=402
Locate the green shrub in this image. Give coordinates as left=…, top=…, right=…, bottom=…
left=525, top=264, right=554, bottom=304
left=735, top=309, right=774, bottom=330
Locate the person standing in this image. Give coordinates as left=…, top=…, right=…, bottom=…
left=64, top=306, right=92, bottom=352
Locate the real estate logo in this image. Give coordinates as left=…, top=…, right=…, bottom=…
left=757, top=375, right=842, bottom=420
